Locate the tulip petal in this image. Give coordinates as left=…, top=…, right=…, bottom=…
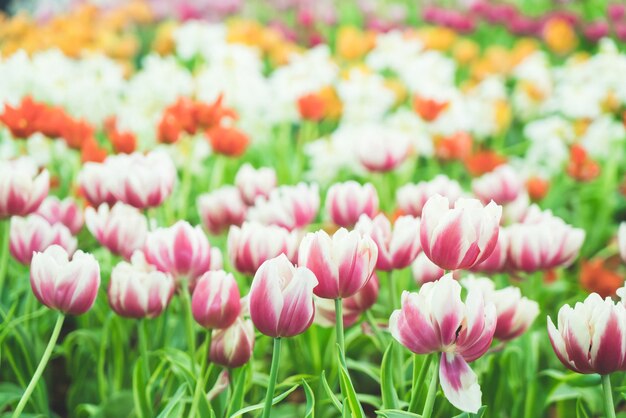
left=439, top=352, right=482, bottom=414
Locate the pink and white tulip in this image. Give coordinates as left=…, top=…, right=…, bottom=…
left=470, top=229, right=508, bottom=274
left=108, top=251, right=175, bottom=318
left=144, top=220, right=212, bottom=282
left=197, top=186, right=247, bottom=235
left=411, top=252, right=445, bottom=285
left=10, top=215, right=76, bottom=265
left=235, top=164, right=277, bottom=206
left=420, top=195, right=502, bottom=271
left=247, top=183, right=319, bottom=231
left=325, top=181, right=379, bottom=227
left=228, top=222, right=299, bottom=276
left=114, top=152, right=176, bottom=209
left=192, top=270, right=241, bottom=329
left=390, top=274, right=496, bottom=413
left=30, top=245, right=100, bottom=315
left=85, top=203, right=148, bottom=260
left=472, top=165, right=523, bottom=205
left=210, top=317, right=255, bottom=368
left=315, top=273, right=381, bottom=327
left=0, top=157, right=49, bottom=218
left=356, top=130, right=410, bottom=173
left=78, top=159, right=123, bottom=207
left=35, top=196, right=84, bottom=235
left=355, top=214, right=421, bottom=271
left=298, top=228, right=378, bottom=299
left=396, top=175, right=463, bottom=217
left=249, top=254, right=317, bottom=338
left=548, top=293, right=626, bottom=374
left=618, top=222, right=626, bottom=264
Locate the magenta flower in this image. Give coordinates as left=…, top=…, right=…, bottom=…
left=356, top=130, right=410, bottom=173
left=472, top=165, right=523, bottom=205
left=85, top=203, right=148, bottom=260
left=191, top=270, right=241, bottom=329
left=235, top=163, right=277, bottom=206
left=35, top=196, right=84, bottom=235
left=247, top=183, right=319, bottom=231
left=325, top=181, right=379, bottom=227
left=470, top=228, right=508, bottom=274
left=390, top=274, right=496, bottom=413
left=78, top=160, right=120, bottom=207
left=210, top=317, right=255, bottom=368
left=0, top=157, right=49, bottom=218
left=249, top=254, right=317, bottom=338
left=197, top=186, right=247, bottom=235
left=114, top=152, right=176, bottom=209
left=30, top=245, right=101, bottom=315
left=396, top=175, right=463, bottom=217
left=10, top=215, right=76, bottom=265
left=411, top=252, right=445, bottom=285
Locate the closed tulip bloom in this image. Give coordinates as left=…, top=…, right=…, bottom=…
left=471, top=229, right=508, bottom=274
left=390, top=274, right=496, bottom=413
left=356, top=130, right=410, bottom=172
left=114, top=152, right=176, bottom=209
left=0, top=157, right=49, bottom=218
left=197, top=186, right=247, bottom=235
left=247, top=183, right=320, bottom=231
left=10, top=215, right=77, bottom=265
left=144, top=220, right=212, bottom=282
left=35, top=196, right=84, bottom=235
left=396, top=175, right=463, bottom=217
left=235, top=164, right=277, bottom=206
left=249, top=254, right=318, bottom=338
left=85, top=203, right=148, bottom=260
left=420, top=195, right=502, bottom=271
left=298, top=228, right=378, bottom=299
left=618, top=223, right=626, bottom=264
left=344, top=272, right=379, bottom=314
left=548, top=293, right=626, bottom=374
left=30, top=245, right=101, bottom=315
left=228, top=222, right=299, bottom=276
left=210, top=318, right=255, bottom=368
left=411, top=252, right=445, bottom=285
left=472, top=165, right=523, bottom=205
left=108, top=252, right=175, bottom=318
left=507, top=211, right=585, bottom=272
left=192, top=270, right=241, bottom=329
left=326, top=181, right=379, bottom=227
left=355, top=214, right=421, bottom=271
left=78, top=161, right=119, bottom=207
left=463, top=276, right=538, bottom=341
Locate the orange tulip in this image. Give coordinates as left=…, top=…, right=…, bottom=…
left=206, top=126, right=249, bottom=157
left=297, top=93, right=325, bottom=122
left=0, top=96, right=47, bottom=139
left=580, top=258, right=623, bottom=298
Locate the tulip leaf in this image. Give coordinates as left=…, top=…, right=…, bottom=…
left=229, top=383, right=299, bottom=418
left=321, top=370, right=343, bottom=412
left=575, top=398, right=591, bottom=418
left=225, top=364, right=249, bottom=418
left=156, top=385, right=187, bottom=418
left=381, top=343, right=400, bottom=409
left=337, top=347, right=365, bottom=418
left=302, top=378, right=315, bottom=418
left=375, top=409, right=423, bottom=418
left=132, top=357, right=154, bottom=418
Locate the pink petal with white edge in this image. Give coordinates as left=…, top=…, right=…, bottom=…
left=439, top=352, right=482, bottom=414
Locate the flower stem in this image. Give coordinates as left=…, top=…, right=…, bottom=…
left=180, top=286, right=196, bottom=365
left=0, top=219, right=10, bottom=299
left=210, top=155, right=226, bottom=191
left=189, top=330, right=212, bottom=418
left=422, top=354, right=439, bottom=418
left=335, top=298, right=346, bottom=365
left=602, top=374, right=617, bottom=418
left=138, top=319, right=151, bottom=381
left=12, top=313, right=65, bottom=418
left=387, top=270, right=398, bottom=311
left=409, top=354, right=433, bottom=413
left=262, top=338, right=282, bottom=418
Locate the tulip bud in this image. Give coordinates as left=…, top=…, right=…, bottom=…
left=420, top=195, right=502, bottom=271
left=210, top=318, right=255, bottom=368
left=192, top=271, right=241, bottom=329
left=249, top=254, right=317, bottom=338
left=411, top=252, right=445, bottom=285
left=247, top=183, right=320, bottom=231
left=85, top=203, right=148, bottom=260
left=30, top=245, right=100, bottom=315
left=472, top=165, right=523, bottom=205
left=197, top=187, right=247, bottom=235
left=235, top=164, right=277, bottom=206
left=326, top=181, right=379, bottom=227
left=114, top=152, right=176, bottom=209
left=10, top=215, right=77, bottom=265
left=396, top=175, right=463, bottom=217
left=355, top=214, right=421, bottom=271
left=35, top=196, right=84, bottom=235
left=298, top=229, right=378, bottom=299
left=0, top=157, right=49, bottom=218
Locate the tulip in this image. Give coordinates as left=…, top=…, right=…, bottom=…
left=314, top=273, right=380, bottom=327
left=78, top=161, right=119, bottom=207
left=10, top=215, right=77, bottom=265
left=228, top=222, right=299, bottom=276
left=30, top=245, right=101, bottom=315
left=114, top=152, right=176, bottom=209
left=355, top=214, right=421, bottom=271
left=356, top=129, right=410, bottom=172
left=463, top=276, right=538, bottom=341
left=191, top=270, right=241, bottom=329
left=235, top=164, right=277, bottom=206
left=298, top=229, right=377, bottom=299
left=143, top=220, right=212, bottom=282
left=390, top=274, right=496, bottom=413
left=420, top=195, right=502, bottom=271
left=326, top=181, right=379, bottom=227
left=470, top=229, right=508, bottom=274
left=210, top=317, right=255, bottom=368
left=197, top=186, right=247, bottom=235
left=85, top=203, right=148, bottom=260
left=35, top=196, right=84, bottom=235
left=472, top=165, right=523, bottom=205
left=396, top=175, right=463, bottom=217
left=108, top=252, right=175, bottom=318
left=247, top=183, right=320, bottom=231
left=0, top=157, right=49, bottom=218
left=411, top=252, right=445, bottom=285
left=618, top=223, right=626, bottom=264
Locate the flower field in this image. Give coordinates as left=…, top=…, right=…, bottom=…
left=1, top=1, right=626, bottom=417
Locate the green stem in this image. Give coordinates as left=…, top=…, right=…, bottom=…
left=364, top=310, right=386, bottom=351
left=138, top=319, right=151, bottom=381
left=387, top=270, right=398, bottom=312
left=0, top=219, right=10, bottom=298
left=602, top=374, right=617, bottom=418
left=210, top=155, right=226, bottom=191
left=262, top=338, right=282, bottom=418
left=335, top=298, right=346, bottom=366
left=409, top=354, right=433, bottom=413
left=180, top=286, right=196, bottom=365
left=12, top=313, right=65, bottom=418
left=422, top=354, right=439, bottom=418
left=189, top=330, right=212, bottom=418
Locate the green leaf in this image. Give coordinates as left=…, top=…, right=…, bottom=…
left=229, top=384, right=299, bottom=418
left=576, top=398, right=591, bottom=418
left=0, top=382, right=22, bottom=411
left=337, top=347, right=365, bottom=418
left=132, top=357, right=154, bottom=418
left=381, top=343, right=400, bottom=409
left=156, top=386, right=187, bottom=418
left=346, top=359, right=381, bottom=384
left=225, top=364, right=249, bottom=418
left=452, top=405, right=487, bottom=417
left=375, top=409, right=423, bottom=418
left=321, top=370, right=343, bottom=412
left=302, top=379, right=315, bottom=418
